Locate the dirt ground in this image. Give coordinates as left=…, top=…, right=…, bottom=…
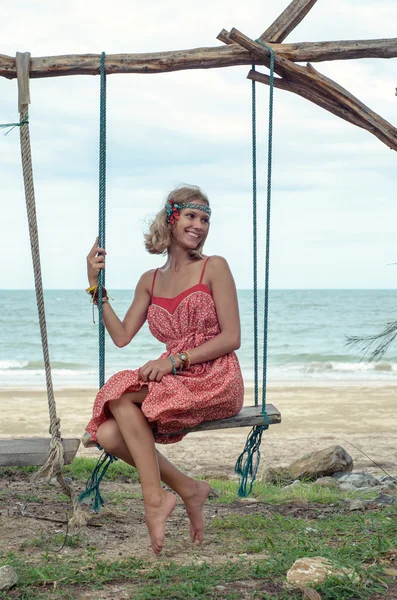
left=1, top=471, right=396, bottom=599
left=0, top=472, right=340, bottom=564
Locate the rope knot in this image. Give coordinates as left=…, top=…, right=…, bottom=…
left=0, top=115, right=29, bottom=136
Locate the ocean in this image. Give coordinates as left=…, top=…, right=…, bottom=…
left=1, top=289, right=397, bottom=389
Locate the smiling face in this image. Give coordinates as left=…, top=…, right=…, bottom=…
left=171, top=199, right=210, bottom=251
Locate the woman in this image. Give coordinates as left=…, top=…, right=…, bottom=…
left=84, top=184, right=244, bottom=554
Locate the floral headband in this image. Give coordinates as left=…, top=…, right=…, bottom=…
left=165, top=199, right=212, bottom=225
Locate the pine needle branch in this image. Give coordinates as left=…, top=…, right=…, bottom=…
left=346, top=319, right=397, bottom=362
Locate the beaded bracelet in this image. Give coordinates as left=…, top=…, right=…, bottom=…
left=169, top=355, right=178, bottom=375
left=86, top=284, right=109, bottom=304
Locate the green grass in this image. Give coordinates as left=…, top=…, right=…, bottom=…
left=22, top=532, right=87, bottom=550
left=208, top=478, right=380, bottom=505
left=13, top=493, right=44, bottom=504
left=1, top=461, right=396, bottom=599
left=0, top=457, right=139, bottom=483
left=106, top=490, right=142, bottom=503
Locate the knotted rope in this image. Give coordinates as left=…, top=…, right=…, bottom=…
left=15, top=52, right=86, bottom=529
left=235, top=41, right=275, bottom=496
left=98, top=51, right=107, bottom=389
left=0, top=115, right=29, bottom=135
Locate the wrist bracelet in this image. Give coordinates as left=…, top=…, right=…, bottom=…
left=178, top=350, right=191, bottom=370
left=93, top=296, right=108, bottom=305
left=169, top=355, right=177, bottom=375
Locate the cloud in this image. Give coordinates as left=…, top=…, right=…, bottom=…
left=1, top=0, right=397, bottom=289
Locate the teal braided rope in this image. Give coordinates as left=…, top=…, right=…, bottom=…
left=251, top=65, right=259, bottom=408
left=0, top=116, right=29, bottom=135
left=256, top=40, right=275, bottom=422
left=235, top=43, right=275, bottom=496
left=98, top=52, right=107, bottom=389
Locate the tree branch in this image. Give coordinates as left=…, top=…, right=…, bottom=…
left=1, top=37, right=397, bottom=79
left=216, top=29, right=234, bottom=45
left=229, top=28, right=397, bottom=151
left=259, top=0, right=320, bottom=43
left=248, top=70, right=371, bottom=129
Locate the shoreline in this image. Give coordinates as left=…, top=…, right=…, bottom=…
left=1, top=378, right=397, bottom=392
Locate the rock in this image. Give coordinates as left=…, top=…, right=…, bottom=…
left=208, top=488, right=221, bottom=499
left=286, top=557, right=359, bottom=587
left=338, top=483, right=375, bottom=494
left=348, top=499, right=369, bottom=511
left=379, top=482, right=397, bottom=493
left=0, top=566, right=18, bottom=592
left=50, top=476, right=72, bottom=485
left=304, top=527, right=318, bottom=534
left=239, top=497, right=258, bottom=503
left=301, top=589, right=322, bottom=600
left=287, top=445, right=353, bottom=481
left=373, top=493, right=397, bottom=506
left=261, top=466, right=293, bottom=485
left=376, top=475, right=397, bottom=484
left=333, top=472, right=378, bottom=488
left=312, top=477, right=338, bottom=489
left=282, top=480, right=306, bottom=490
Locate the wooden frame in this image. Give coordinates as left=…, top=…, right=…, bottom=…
left=1, top=0, right=396, bottom=150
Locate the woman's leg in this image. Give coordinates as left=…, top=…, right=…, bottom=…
left=97, top=413, right=211, bottom=545
left=105, top=390, right=176, bottom=554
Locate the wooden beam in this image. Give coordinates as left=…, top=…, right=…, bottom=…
left=1, top=37, right=397, bottom=79
left=157, top=404, right=281, bottom=437
left=248, top=70, right=366, bottom=129
left=259, top=0, right=320, bottom=43
left=229, top=28, right=397, bottom=152
left=216, top=29, right=234, bottom=45
left=280, top=38, right=397, bottom=62
left=0, top=438, right=80, bottom=467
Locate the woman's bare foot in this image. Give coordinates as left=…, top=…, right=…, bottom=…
left=144, top=490, right=176, bottom=554
left=182, top=480, right=211, bottom=544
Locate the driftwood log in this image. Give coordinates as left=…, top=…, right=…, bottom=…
left=1, top=39, right=397, bottom=80
left=227, top=28, right=397, bottom=152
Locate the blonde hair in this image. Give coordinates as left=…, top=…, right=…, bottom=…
left=144, top=185, right=210, bottom=259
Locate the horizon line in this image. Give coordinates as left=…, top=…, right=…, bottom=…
left=2, top=288, right=397, bottom=292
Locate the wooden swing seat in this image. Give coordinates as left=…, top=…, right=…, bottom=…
left=157, top=403, right=281, bottom=436
left=0, top=405, right=280, bottom=466
left=0, top=438, right=80, bottom=467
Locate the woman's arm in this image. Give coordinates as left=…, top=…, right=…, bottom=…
left=100, top=273, right=152, bottom=347
left=86, top=240, right=152, bottom=348
left=176, top=256, right=241, bottom=367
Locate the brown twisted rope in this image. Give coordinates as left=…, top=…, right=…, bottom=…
left=16, top=52, right=86, bottom=529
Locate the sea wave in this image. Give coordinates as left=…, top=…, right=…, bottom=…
left=1, top=360, right=397, bottom=389
left=0, top=368, right=98, bottom=388
left=242, top=360, right=397, bottom=384
left=0, top=360, right=86, bottom=371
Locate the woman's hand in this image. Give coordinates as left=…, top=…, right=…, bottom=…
left=87, top=238, right=106, bottom=286
left=139, top=357, right=178, bottom=382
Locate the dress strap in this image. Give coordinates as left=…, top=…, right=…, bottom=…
left=151, top=268, right=159, bottom=296
left=199, top=257, right=211, bottom=284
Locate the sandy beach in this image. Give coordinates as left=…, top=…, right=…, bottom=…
left=1, top=383, right=396, bottom=477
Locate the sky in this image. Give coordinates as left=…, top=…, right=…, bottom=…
left=1, top=0, right=397, bottom=290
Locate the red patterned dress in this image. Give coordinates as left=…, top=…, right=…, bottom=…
left=85, top=257, right=244, bottom=444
